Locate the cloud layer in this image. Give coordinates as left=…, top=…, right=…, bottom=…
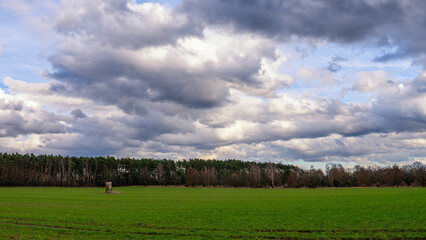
left=0, top=0, right=425, bottom=167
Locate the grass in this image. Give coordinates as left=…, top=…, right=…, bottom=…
left=0, top=187, right=424, bottom=239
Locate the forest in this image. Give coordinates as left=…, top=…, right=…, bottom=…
left=0, top=152, right=424, bottom=188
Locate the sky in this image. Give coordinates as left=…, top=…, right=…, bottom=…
left=0, top=0, right=425, bottom=169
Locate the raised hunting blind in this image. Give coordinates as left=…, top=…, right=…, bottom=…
left=105, top=181, right=112, bottom=194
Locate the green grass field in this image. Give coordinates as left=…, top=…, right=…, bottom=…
left=0, top=187, right=424, bottom=239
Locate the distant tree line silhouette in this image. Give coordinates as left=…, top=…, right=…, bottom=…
left=0, top=153, right=424, bottom=188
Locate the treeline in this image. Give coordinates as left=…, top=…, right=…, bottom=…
left=0, top=153, right=424, bottom=188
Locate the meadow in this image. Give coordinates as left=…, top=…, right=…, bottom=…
left=0, top=187, right=424, bottom=239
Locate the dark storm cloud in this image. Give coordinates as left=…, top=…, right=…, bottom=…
left=373, top=0, right=426, bottom=62
left=43, top=133, right=125, bottom=157
left=371, top=77, right=426, bottom=132
left=0, top=109, right=66, bottom=137
left=115, top=112, right=196, bottom=140
left=71, top=109, right=87, bottom=119
left=48, top=11, right=275, bottom=111
left=326, top=62, right=342, bottom=73
left=48, top=50, right=233, bottom=110
left=179, top=0, right=403, bottom=42
left=327, top=56, right=344, bottom=72
left=180, top=0, right=426, bottom=63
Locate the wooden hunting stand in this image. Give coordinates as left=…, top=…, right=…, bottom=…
left=105, top=181, right=112, bottom=194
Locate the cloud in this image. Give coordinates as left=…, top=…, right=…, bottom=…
left=179, top=0, right=426, bottom=64
left=0, top=81, right=67, bottom=138
left=0, top=0, right=425, bottom=166
left=327, top=62, right=342, bottom=73
left=71, top=109, right=87, bottom=119
left=54, top=1, right=197, bottom=49
left=48, top=24, right=277, bottom=109
left=373, top=0, right=426, bottom=62
left=1, top=72, right=425, bottom=164
left=352, top=70, right=393, bottom=92
left=371, top=75, right=426, bottom=133
left=179, top=0, right=403, bottom=42
left=296, top=67, right=338, bottom=86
